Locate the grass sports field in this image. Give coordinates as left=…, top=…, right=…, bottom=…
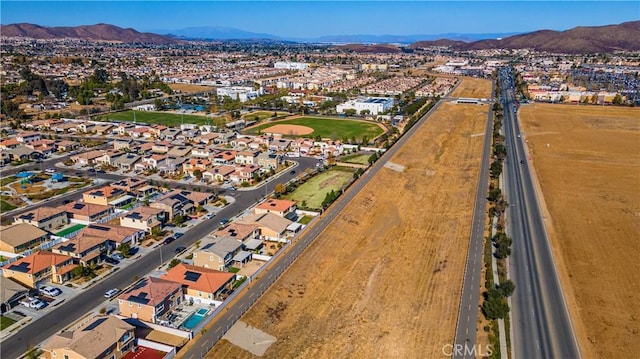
left=284, top=167, right=354, bottom=209
left=98, top=110, right=222, bottom=127
left=244, top=116, right=385, bottom=140
left=340, top=153, right=372, bottom=165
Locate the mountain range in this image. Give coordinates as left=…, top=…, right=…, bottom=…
left=410, top=21, right=640, bottom=53
left=0, top=23, right=180, bottom=44
left=1, top=21, right=639, bottom=53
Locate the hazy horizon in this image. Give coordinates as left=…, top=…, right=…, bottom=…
left=1, top=1, right=638, bottom=38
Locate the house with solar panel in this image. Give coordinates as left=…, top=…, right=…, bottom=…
left=117, top=277, right=183, bottom=324
left=1, top=251, right=76, bottom=288
left=13, top=206, right=69, bottom=231
left=162, top=263, right=235, bottom=306
left=62, top=201, right=114, bottom=223
left=192, top=237, right=246, bottom=271
left=119, top=206, right=166, bottom=234
left=51, top=234, right=108, bottom=267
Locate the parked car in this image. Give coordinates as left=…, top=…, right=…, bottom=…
left=87, top=168, right=96, bottom=173
left=163, top=236, right=175, bottom=245
left=219, top=219, right=229, bottom=225
left=39, top=286, right=62, bottom=297
left=96, top=169, right=106, bottom=174
left=111, top=253, right=124, bottom=261
left=45, top=168, right=56, bottom=174
left=104, top=288, right=120, bottom=299
left=175, top=246, right=186, bottom=254
left=520, top=160, right=525, bottom=164
left=104, top=256, right=120, bottom=265
left=174, top=232, right=184, bottom=239
left=204, top=213, right=215, bottom=220
left=29, top=299, right=47, bottom=310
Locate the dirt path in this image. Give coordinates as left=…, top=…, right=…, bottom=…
left=519, top=103, right=640, bottom=359
left=206, top=102, right=488, bottom=359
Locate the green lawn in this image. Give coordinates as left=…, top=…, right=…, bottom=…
left=0, top=316, right=17, bottom=330
left=228, top=267, right=241, bottom=273
left=55, top=224, right=86, bottom=237
left=98, top=110, right=223, bottom=127
left=340, top=154, right=372, bottom=165
left=242, top=111, right=289, bottom=121
left=298, top=215, right=314, bottom=225
left=284, top=168, right=354, bottom=209
left=244, top=117, right=384, bottom=140
left=0, top=199, right=17, bottom=211
left=1, top=176, right=17, bottom=186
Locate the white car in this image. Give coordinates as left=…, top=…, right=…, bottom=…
left=111, top=253, right=125, bottom=261
left=39, top=285, right=62, bottom=297
left=45, top=168, right=56, bottom=174
left=29, top=299, right=47, bottom=310
left=104, top=288, right=120, bottom=299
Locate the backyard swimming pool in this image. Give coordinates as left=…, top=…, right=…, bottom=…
left=181, top=308, right=209, bottom=330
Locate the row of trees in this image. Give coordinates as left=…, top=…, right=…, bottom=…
left=482, top=72, right=517, bottom=332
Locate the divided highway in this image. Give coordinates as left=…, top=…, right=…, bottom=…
left=499, top=68, right=581, bottom=359
left=452, top=86, right=494, bottom=358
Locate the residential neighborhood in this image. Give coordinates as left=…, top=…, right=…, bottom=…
left=0, top=8, right=638, bottom=359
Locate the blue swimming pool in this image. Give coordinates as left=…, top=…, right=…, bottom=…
left=181, top=308, right=209, bottom=330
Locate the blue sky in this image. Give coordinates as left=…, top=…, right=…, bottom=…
left=1, top=1, right=638, bottom=37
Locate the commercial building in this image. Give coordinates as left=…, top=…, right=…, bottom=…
left=274, top=61, right=308, bottom=70
left=336, top=97, right=394, bottom=115
left=217, top=86, right=262, bottom=102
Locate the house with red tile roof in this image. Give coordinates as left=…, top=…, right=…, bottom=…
left=254, top=199, right=297, bottom=218
left=1, top=251, right=76, bottom=288
left=162, top=263, right=235, bottom=305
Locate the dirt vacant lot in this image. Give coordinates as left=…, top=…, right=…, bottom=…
left=519, top=104, right=640, bottom=359
left=205, top=101, right=488, bottom=359
left=448, top=77, right=493, bottom=99
left=168, top=83, right=214, bottom=93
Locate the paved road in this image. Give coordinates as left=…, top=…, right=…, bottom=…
left=0, top=158, right=317, bottom=359
left=499, top=68, right=581, bottom=359
left=452, top=85, right=494, bottom=358
left=179, top=100, right=445, bottom=359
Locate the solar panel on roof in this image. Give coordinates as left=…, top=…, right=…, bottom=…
left=72, top=203, right=85, bottom=210
left=184, top=271, right=201, bottom=282
left=88, top=224, right=110, bottom=231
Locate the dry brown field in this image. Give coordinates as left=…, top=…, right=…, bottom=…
left=204, top=100, right=489, bottom=359
left=168, top=83, right=214, bottom=93
left=448, top=77, right=492, bottom=99
left=519, top=103, right=640, bottom=359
